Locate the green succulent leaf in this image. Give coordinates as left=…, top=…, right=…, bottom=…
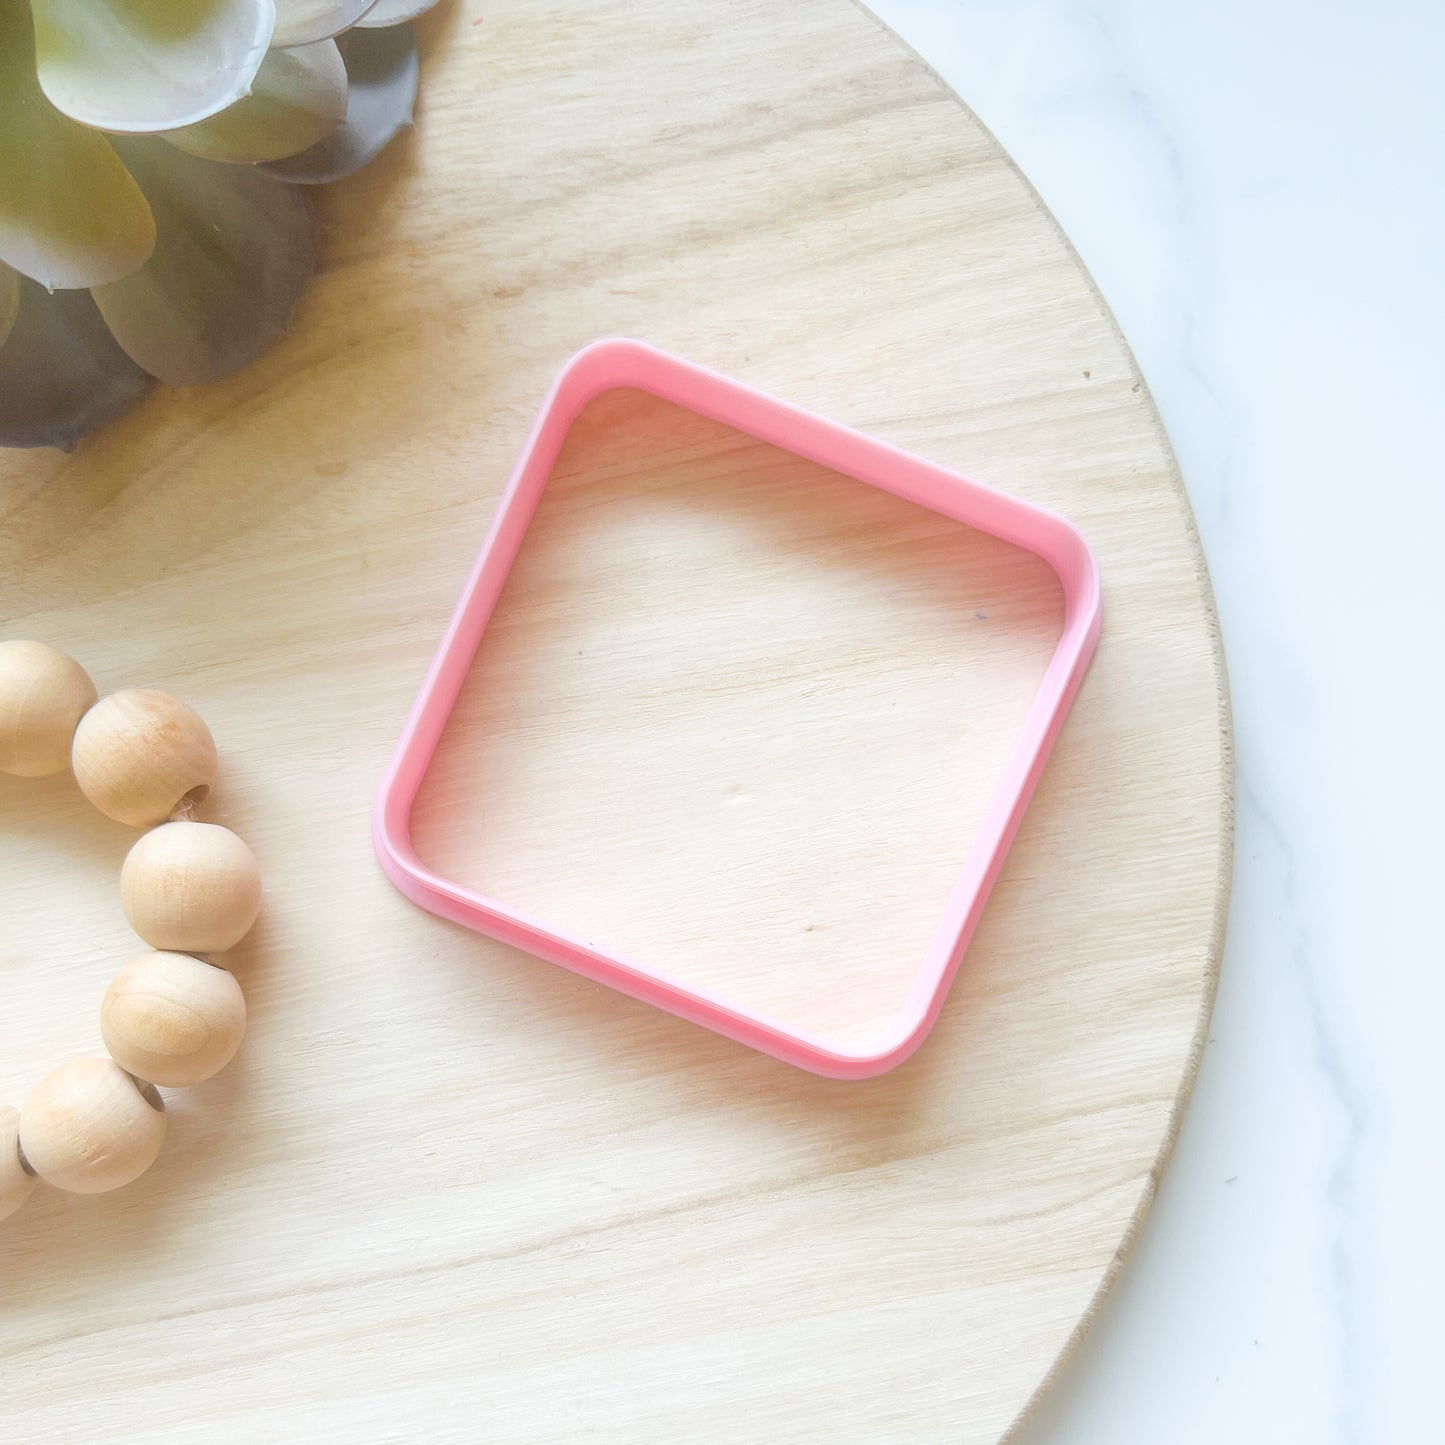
left=0, top=264, right=20, bottom=350
left=0, top=0, right=156, bottom=289
left=31, top=0, right=276, bottom=134
left=354, top=0, right=439, bottom=26
left=0, top=277, right=151, bottom=450
left=272, top=0, right=377, bottom=48
left=163, top=39, right=347, bottom=164
left=92, top=140, right=316, bottom=386
left=256, top=23, right=417, bottom=185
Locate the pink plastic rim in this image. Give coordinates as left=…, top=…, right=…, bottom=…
left=374, top=339, right=1102, bottom=1080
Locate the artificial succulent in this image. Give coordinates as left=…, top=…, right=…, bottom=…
left=0, top=0, right=437, bottom=450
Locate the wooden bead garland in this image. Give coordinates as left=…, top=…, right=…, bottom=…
left=0, top=643, right=260, bottom=1222
left=72, top=689, right=218, bottom=828
left=102, top=952, right=247, bottom=1088
left=20, top=1058, right=167, bottom=1195
left=121, top=823, right=262, bottom=953
left=0, top=641, right=98, bottom=778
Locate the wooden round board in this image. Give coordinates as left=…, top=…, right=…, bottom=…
left=0, top=3, right=1231, bottom=1441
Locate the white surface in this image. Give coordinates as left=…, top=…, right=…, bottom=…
left=867, top=3, right=1444, bottom=1442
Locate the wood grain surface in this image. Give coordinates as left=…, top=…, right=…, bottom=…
left=0, top=2, right=1232, bottom=1441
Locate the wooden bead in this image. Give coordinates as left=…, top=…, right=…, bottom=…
left=19, top=1057, right=166, bottom=1194
left=0, top=1103, right=37, bottom=1222
left=71, top=688, right=218, bottom=827
left=0, top=640, right=98, bottom=777
left=122, top=821, right=262, bottom=952
left=102, top=951, right=247, bottom=1087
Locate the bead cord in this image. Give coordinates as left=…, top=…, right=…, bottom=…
left=128, top=1076, right=166, bottom=1112
left=0, top=642, right=260, bottom=1221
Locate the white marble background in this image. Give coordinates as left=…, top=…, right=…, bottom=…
left=866, top=3, right=1444, bottom=1442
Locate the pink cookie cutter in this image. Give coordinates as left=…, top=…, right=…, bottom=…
left=374, top=339, right=1102, bottom=1079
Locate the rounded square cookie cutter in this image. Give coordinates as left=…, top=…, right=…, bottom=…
left=374, top=339, right=1101, bottom=1079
